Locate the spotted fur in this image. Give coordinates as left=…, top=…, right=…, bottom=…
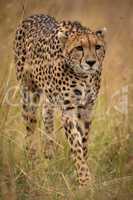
left=14, top=14, right=106, bottom=186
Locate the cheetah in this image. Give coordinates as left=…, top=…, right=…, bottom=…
left=13, top=14, right=106, bottom=186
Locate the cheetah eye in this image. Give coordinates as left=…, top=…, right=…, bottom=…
left=75, top=46, right=83, bottom=51
left=95, top=44, right=102, bottom=50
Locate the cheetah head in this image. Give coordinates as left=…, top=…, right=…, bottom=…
left=58, top=21, right=106, bottom=74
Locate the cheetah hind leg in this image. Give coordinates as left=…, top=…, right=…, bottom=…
left=42, top=99, right=56, bottom=159
left=21, top=84, right=41, bottom=161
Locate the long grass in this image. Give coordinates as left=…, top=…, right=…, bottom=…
left=0, top=0, right=132, bottom=199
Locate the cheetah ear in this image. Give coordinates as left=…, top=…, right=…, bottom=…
left=96, top=27, right=107, bottom=37
left=58, top=21, right=71, bottom=44
left=57, top=30, right=68, bottom=44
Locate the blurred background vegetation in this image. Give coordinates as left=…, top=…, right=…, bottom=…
left=0, top=0, right=132, bottom=199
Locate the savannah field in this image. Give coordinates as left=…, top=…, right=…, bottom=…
left=0, top=0, right=132, bottom=199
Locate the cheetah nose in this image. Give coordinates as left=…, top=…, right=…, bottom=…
left=86, top=60, right=96, bottom=67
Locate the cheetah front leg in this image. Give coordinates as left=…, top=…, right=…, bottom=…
left=77, top=107, right=92, bottom=160
left=42, top=98, right=55, bottom=159
left=62, top=109, right=91, bottom=186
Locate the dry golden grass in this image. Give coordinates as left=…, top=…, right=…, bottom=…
left=0, top=0, right=132, bottom=199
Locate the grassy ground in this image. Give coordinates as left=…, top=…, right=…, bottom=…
left=0, top=0, right=133, bottom=199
